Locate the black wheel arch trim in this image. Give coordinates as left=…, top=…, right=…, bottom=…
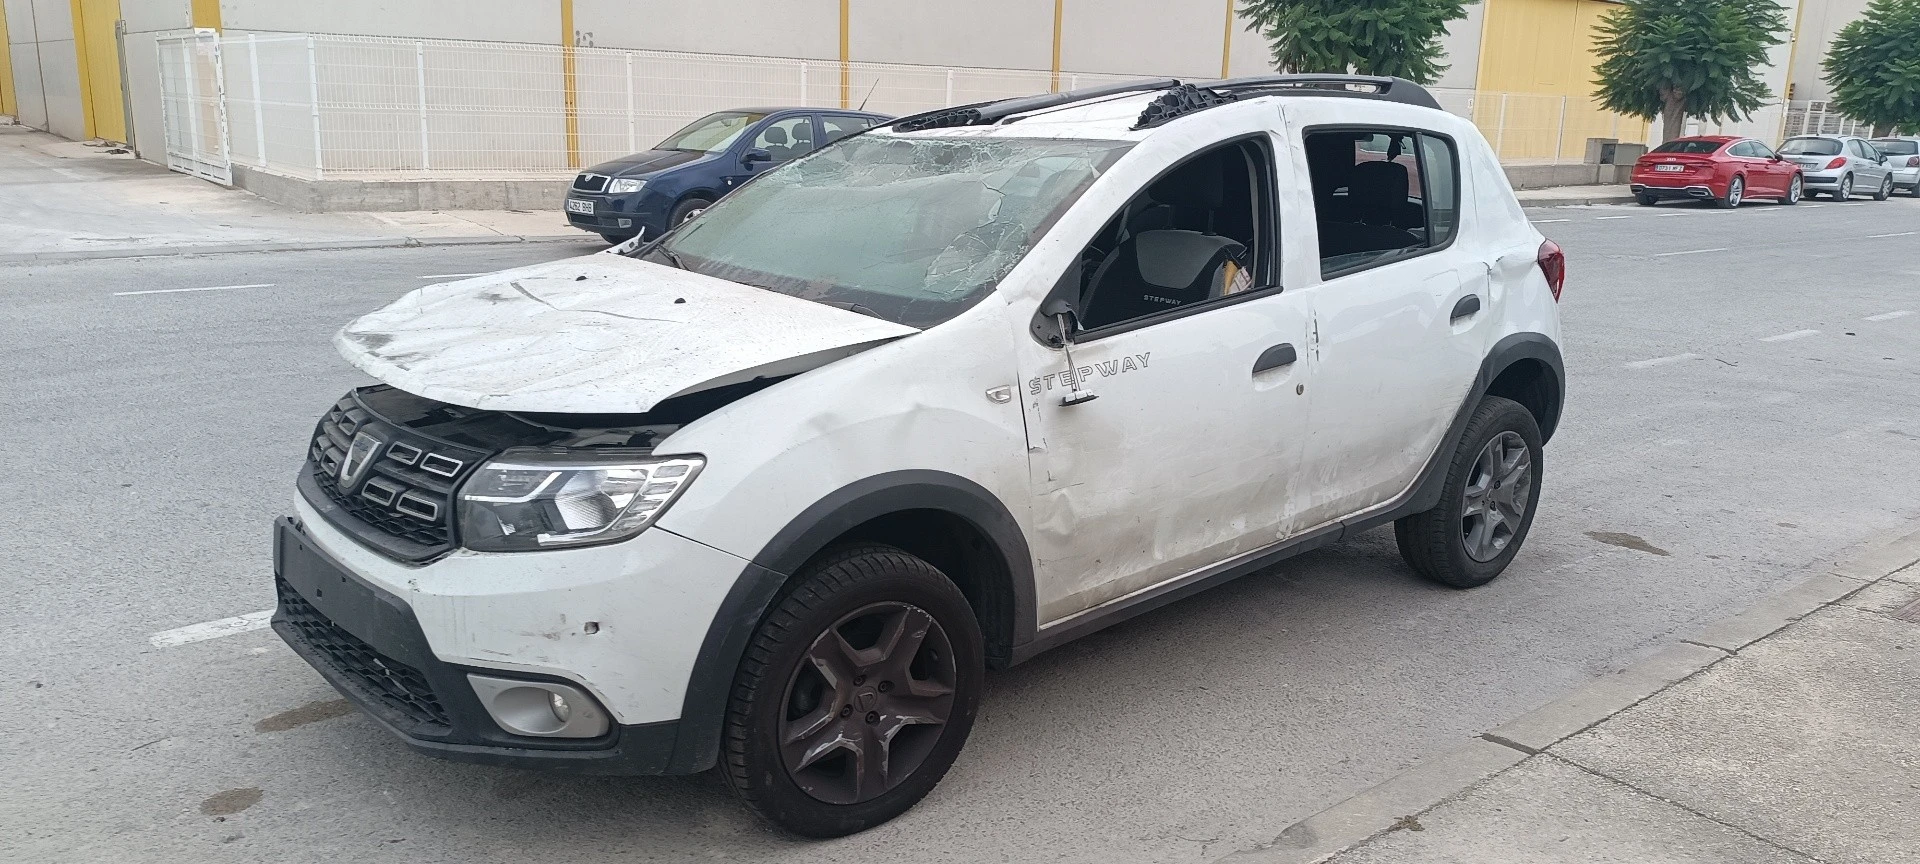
left=665, top=470, right=1035, bottom=774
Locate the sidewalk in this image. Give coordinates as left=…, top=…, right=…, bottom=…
left=1515, top=184, right=1638, bottom=207
left=0, top=124, right=588, bottom=264
left=1227, top=529, right=1920, bottom=864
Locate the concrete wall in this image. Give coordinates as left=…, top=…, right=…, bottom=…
left=119, top=0, right=189, bottom=159
left=575, top=0, right=836, bottom=59
left=4, top=0, right=83, bottom=135
left=1434, top=1, right=1485, bottom=91
left=1788, top=0, right=1871, bottom=103
left=220, top=0, right=558, bottom=43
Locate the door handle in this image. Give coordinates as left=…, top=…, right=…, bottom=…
left=1252, top=343, right=1297, bottom=374
left=1451, top=295, right=1482, bottom=321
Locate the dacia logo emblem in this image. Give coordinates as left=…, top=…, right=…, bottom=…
left=338, top=432, right=382, bottom=488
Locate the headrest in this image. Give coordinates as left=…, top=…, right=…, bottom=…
left=1149, top=159, right=1225, bottom=210
left=1133, top=230, right=1242, bottom=290
left=762, top=127, right=789, bottom=145
left=1350, top=160, right=1409, bottom=203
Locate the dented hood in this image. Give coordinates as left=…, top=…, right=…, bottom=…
left=335, top=255, right=919, bottom=413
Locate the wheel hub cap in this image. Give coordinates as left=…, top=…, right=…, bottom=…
left=1461, top=431, right=1532, bottom=563
left=778, top=601, right=957, bottom=804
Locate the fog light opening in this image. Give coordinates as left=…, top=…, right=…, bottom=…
left=466, top=674, right=609, bottom=739
left=548, top=691, right=572, bottom=723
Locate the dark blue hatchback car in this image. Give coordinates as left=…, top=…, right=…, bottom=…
left=564, top=107, right=892, bottom=243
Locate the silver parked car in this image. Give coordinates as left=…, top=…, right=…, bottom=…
left=1869, top=136, right=1920, bottom=197
left=1778, top=135, right=1896, bottom=200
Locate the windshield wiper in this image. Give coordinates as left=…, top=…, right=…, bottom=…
left=815, top=299, right=884, bottom=319
left=651, top=246, right=688, bottom=271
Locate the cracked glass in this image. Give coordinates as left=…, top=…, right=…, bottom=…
left=635, top=134, right=1133, bottom=328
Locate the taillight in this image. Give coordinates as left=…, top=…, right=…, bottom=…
left=1908, top=156, right=1920, bottom=168
left=1826, top=157, right=1848, bottom=170
left=1538, top=239, right=1565, bottom=302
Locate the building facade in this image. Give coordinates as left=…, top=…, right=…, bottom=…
left=0, top=0, right=1874, bottom=170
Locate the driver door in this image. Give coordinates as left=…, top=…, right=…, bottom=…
left=1015, top=135, right=1314, bottom=626
left=723, top=114, right=818, bottom=190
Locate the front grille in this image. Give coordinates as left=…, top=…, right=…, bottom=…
left=307, top=394, right=480, bottom=556
left=276, top=576, right=451, bottom=729
left=572, top=173, right=608, bottom=192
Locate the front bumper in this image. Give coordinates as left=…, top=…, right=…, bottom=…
left=563, top=191, right=667, bottom=238
left=273, top=505, right=753, bottom=774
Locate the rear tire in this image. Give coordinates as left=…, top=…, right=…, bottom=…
left=1395, top=396, right=1544, bottom=589
left=1715, top=176, right=1744, bottom=209
left=721, top=544, right=983, bottom=838
left=1635, top=194, right=1659, bottom=206
left=1837, top=174, right=1855, bottom=200
left=1780, top=174, right=1802, bottom=205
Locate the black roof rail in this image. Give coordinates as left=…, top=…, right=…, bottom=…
left=889, top=78, right=1181, bottom=132
left=1210, top=74, right=1443, bottom=111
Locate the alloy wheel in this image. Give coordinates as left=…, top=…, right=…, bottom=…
left=1726, top=178, right=1743, bottom=207
left=779, top=601, right=958, bottom=805
left=1839, top=175, right=1854, bottom=199
left=1461, top=431, right=1532, bottom=563
left=1788, top=175, right=1802, bottom=203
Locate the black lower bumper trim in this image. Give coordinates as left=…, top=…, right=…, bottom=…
left=272, top=516, right=682, bottom=775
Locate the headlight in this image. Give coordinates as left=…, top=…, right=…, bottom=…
left=606, top=178, right=646, bottom=194
left=457, top=449, right=702, bottom=552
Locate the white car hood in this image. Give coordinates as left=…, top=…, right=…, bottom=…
left=335, top=255, right=919, bottom=414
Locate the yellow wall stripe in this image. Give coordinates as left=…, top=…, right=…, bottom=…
left=562, top=0, right=580, bottom=167
left=70, top=0, right=97, bottom=139
left=0, top=2, right=17, bottom=118
left=190, top=0, right=220, bottom=30
left=1050, top=0, right=1064, bottom=92
left=838, top=0, right=850, bottom=108
left=1220, top=0, right=1235, bottom=79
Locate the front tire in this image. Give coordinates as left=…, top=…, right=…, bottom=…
left=721, top=544, right=983, bottom=838
left=1395, top=396, right=1544, bottom=589
left=1873, top=175, right=1893, bottom=201
left=1715, top=176, right=1744, bottom=209
left=669, top=196, right=713, bottom=227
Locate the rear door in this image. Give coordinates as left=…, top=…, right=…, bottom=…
left=1283, top=108, right=1489, bottom=530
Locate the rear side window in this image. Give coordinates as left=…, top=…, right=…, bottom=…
left=1652, top=140, right=1723, bottom=154
left=820, top=114, right=878, bottom=145
left=1781, top=138, right=1842, bottom=156
left=1304, top=127, right=1460, bottom=278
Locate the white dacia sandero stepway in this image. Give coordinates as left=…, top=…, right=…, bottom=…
left=273, top=75, right=1566, bottom=836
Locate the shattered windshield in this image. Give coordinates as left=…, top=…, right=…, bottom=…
left=636, top=134, right=1133, bottom=328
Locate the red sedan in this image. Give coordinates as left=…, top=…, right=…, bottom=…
left=1629, top=136, right=1805, bottom=209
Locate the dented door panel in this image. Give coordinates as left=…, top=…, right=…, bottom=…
left=1017, top=294, right=1313, bottom=624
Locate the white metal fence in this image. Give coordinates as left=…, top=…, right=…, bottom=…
left=155, top=30, right=1876, bottom=185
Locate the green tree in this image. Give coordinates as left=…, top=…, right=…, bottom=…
left=1824, top=0, right=1920, bottom=134
left=1238, top=0, right=1473, bottom=85
left=1592, top=0, right=1788, bottom=144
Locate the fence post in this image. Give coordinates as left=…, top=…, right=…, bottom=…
left=247, top=33, right=265, bottom=167
left=799, top=60, right=808, bottom=107
left=415, top=41, right=430, bottom=170
left=944, top=69, right=953, bottom=106
left=1494, top=93, right=1508, bottom=158
left=1554, top=95, right=1567, bottom=162
left=306, top=34, right=323, bottom=178
left=183, top=40, right=201, bottom=163
left=626, top=52, right=636, bottom=152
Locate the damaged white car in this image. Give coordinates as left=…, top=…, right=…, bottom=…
left=273, top=75, right=1566, bottom=836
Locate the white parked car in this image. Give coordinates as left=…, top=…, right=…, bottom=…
left=274, top=75, right=1566, bottom=837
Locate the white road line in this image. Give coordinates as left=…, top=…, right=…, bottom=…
left=112, top=283, right=275, bottom=297
left=1653, top=247, right=1729, bottom=257
left=1760, top=329, right=1820, bottom=342
left=1868, top=231, right=1917, bottom=239
left=1530, top=219, right=1571, bottom=224
left=1625, top=353, right=1700, bottom=369
left=1595, top=215, right=1634, bottom=220
left=1837, top=202, right=1868, bottom=207
left=1653, top=212, right=1690, bottom=217
left=1801, top=204, right=1825, bottom=208
left=149, top=610, right=275, bottom=648
left=417, top=272, right=491, bottom=279
left=1865, top=310, right=1914, bottom=321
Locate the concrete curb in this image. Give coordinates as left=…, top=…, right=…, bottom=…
left=0, top=233, right=596, bottom=266
left=1517, top=193, right=1641, bottom=207
left=1219, top=525, right=1920, bottom=863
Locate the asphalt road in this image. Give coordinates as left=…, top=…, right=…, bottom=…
left=5, top=197, right=1920, bottom=864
